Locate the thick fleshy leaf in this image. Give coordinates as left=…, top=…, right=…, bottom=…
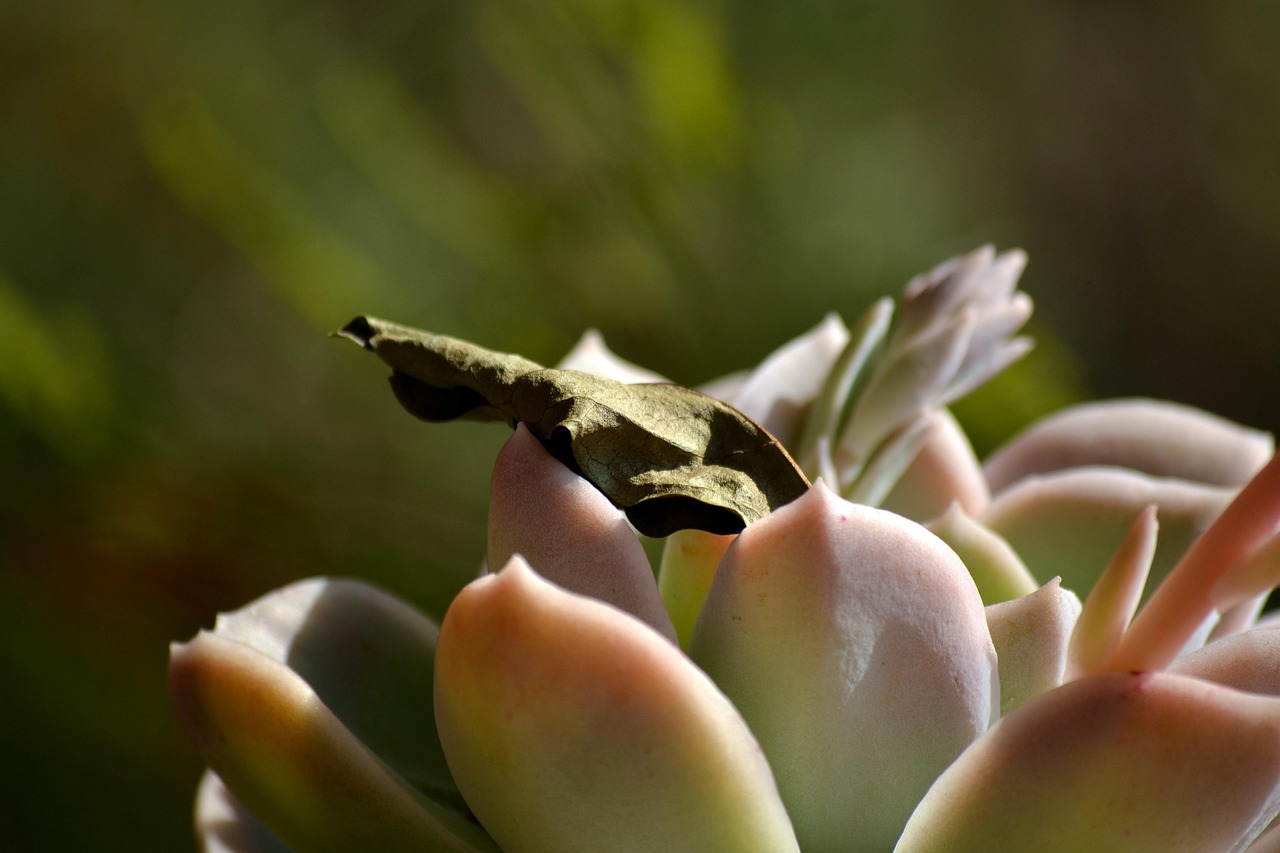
left=945, top=293, right=1033, bottom=402
left=896, top=671, right=1280, bottom=853
left=980, top=466, right=1231, bottom=599
left=1213, top=530, right=1280, bottom=614
left=985, top=579, right=1081, bottom=714
left=487, top=424, right=677, bottom=642
left=793, top=297, right=894, bottom=477
left=882, top=409, right=991, bottom=521
left=984, top=398, right=1274, bottom=494
left=811, top=246, right=1030, bottom=501
left=207, top=578, right=456, bottom=801
left=656, top=527, right=735, bottom=649
left=840, top=410, right=936, bottom=506
left=894, top=246, right=1026, bottom=346
left=839, top=308, right=976, bottom=466
left=434, top=557, right=800, bottom=853
left=171, top=631, right=496, bottom=852
left=340, top=315, right=809, bottom=536
left=1111, top=453, right=1280, bottom=672
left=890, top=245, right=1032, bottom=405
left=727, top=312, right=849, bottom=443
left=196, top=770, right=291, bottom=853
left=1065, top=506, right=1157, bottom=680
left=926, top=502, right=1038, bottom=605
left=1209, top=593, right=1270, bottom=642
left=1171, top=628, right=1280, bottom=696
left=691, top=483, right=997, bottom=852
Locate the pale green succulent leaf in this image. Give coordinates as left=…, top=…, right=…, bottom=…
left=882, top=409, right=990, bottom=522
left=840, top=307, right=975, bottom=467
left=793, top=297, right=894, bottom=474
left=984, top=398, right=1275, bottom=494
left=896, top=672, right=1280, bottom=853
left=980, top=466, right=1232, bottom=604
left=487, top=424, right=677, bottom=642
left=211, top=577, right=457, bottom=801
left=1171, top=627, right=1280, bottom=696
left=840, top=410, right=935, bottom=506
left=434, top=557, right=800, bottom=853
left=940, top=334, right=1034, bottom=407
left=926, top=502, right=1038, bottom=605
left=170, top=629, right=498, bottom=852
left=691, top=483, right=997, bottom=853
left=1110, top=452, right=1280, bottom=672
left=726, top=312, right=849, bottom=443
left=657, top=527, right=735, bottom=649
left=985, top=579, right=1081, bottom=715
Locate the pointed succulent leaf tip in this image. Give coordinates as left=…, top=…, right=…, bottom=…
left=1171, top=627, right=1280, bottom=696
left=980, top=466, right=1232, bottom=602
left=1110, top=452, right=1280, bottom=673
left=983, top=398, right=1275, bottom=494
left=943, top=312, right=1035, bottom=411
left=1066, top=505, right=1157, bottom=681
left=895, top=672, right=1280, bottom=853
left=725, top=312, right=850, bottom=443
left=487, top=424, right=678, bottom=642
left=891, top=245, right=1031, bottom=396
left=896, top=245, right=998, bottom=342
left=657, top=527, right=736, bottom=649
left=196, top=770, right=291, bottom=853
left=690, top=482, right=997, bottom=853
left=433, top=557, right=801, bottom=853
left=882, top=408, right=991, bottom=521
left=555, top=329, right=668, bottom=384
left=339, top=315, right=809, bottom=537
left=925, top=502, right=1038, bottom=605
left=170, top=632, right=498, bottom=853
left=985, top=579, right=1082, bottom=714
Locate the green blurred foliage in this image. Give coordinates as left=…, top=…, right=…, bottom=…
left=2, top=0, right=1278, bottom=849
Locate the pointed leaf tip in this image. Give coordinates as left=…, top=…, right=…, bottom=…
left=692, top=484, right=996, bottom=851
left=336, top=315, right=377, bottom=348
left=435, top=557, right=800, bottom=853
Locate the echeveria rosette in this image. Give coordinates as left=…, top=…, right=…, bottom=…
left=170, top=245, right=1280, bottom=852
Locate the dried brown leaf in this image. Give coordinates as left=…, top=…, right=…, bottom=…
left=338, top=316, right=810, bottom=536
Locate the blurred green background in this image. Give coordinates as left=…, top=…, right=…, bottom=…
left=3, top=1, right=1279, bottom=849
